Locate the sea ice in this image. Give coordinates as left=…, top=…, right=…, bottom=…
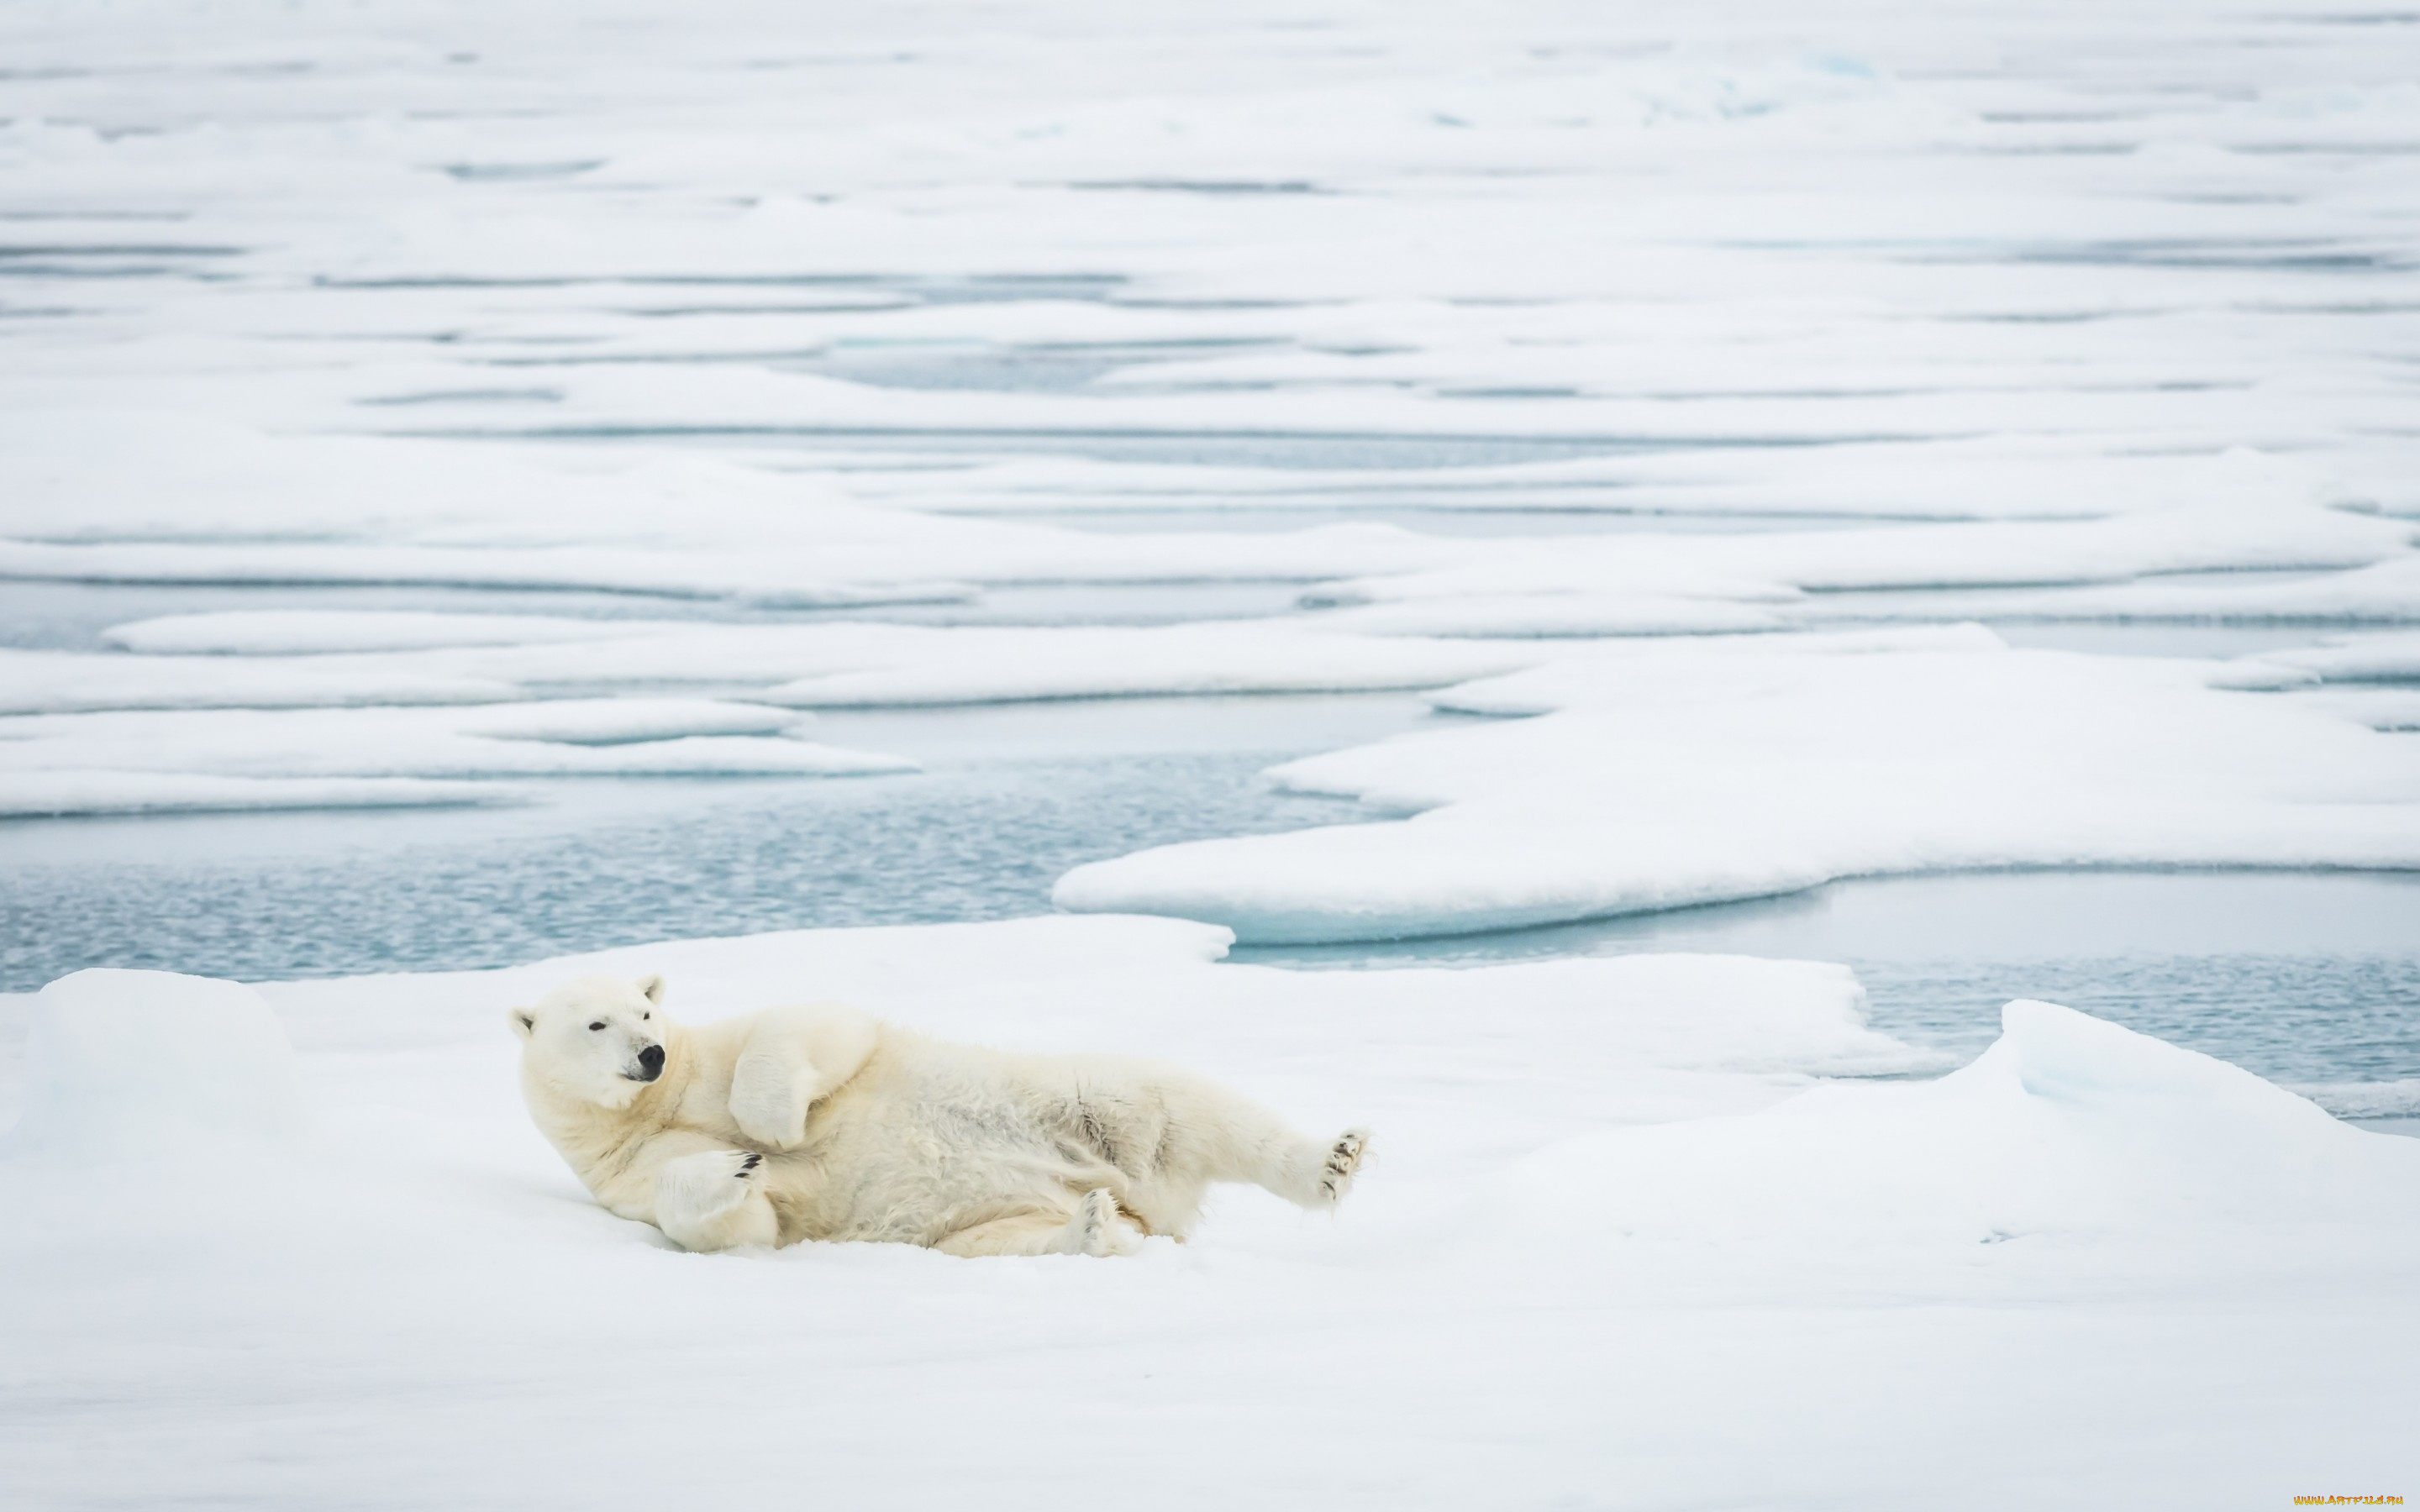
left=0, top=769, right=497, bottom=819
left=0, top=699, right=913, bottom=815
left=84, top=613, right=1532, bottom=707
left=105, top=609, right=703, bottom=655
left=1805, top=555, right=2420, bottom=629
left=0, top=645, right=519, bottom=716
left=1058, top=627, right=2420, bottom=941
left=2265, top=629, right=2420, bottom=682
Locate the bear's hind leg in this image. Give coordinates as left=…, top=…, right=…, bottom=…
left=1214, top=1122, right=1369, bottom=1210
left=934, top=1190, right=1140, bottom=1258
left=1062, top=1188, right=1144, bottom=1257
left=1155, top=1078, right=1370, bottom=1212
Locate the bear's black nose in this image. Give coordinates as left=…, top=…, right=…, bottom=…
left=637, top=1044, right=666, bottom=1080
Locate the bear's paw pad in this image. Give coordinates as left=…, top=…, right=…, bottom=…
left=1066, top=1188, right=1140, bottom=1258
left=658, top=1149, right=762, bottom=1226
left=1317, top=1129, right=1369, bottom=1205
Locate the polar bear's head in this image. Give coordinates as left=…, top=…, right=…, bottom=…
left=508, top=974, right=670, bottom=1109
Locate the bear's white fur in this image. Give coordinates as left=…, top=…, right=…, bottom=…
left=509, top=974, right=1369, bottom=1257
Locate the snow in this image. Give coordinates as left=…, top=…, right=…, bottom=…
left=2294, top=689, right=2420, bottom=732
left=3, top=925, right=2415, bottom=1506
left=1520, top=997, right=2417, bottom=1253
left=1058, top=627, right=2420, bottom=941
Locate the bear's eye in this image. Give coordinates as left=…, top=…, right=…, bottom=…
left=588, top=1021, right=606, bottom=1032
left=642, top=1012, right=650, bottom=1021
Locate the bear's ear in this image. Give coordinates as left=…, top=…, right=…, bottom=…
left=508, top=1007, right=537, bottom=1039
left=637, top=973, right=666, bottom=1005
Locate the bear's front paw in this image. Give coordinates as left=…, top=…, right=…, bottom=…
left=1316, top=1129, right=1369, bottom=1206
left=656, top=1149, right=762, bottom=1230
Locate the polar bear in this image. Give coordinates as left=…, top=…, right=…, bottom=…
left=508, top=974, right=1369, bottom=1257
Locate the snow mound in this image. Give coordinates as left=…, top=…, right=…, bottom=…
left=1512, top=1000, right=2420, bottom=1252
left=5, top=969, right=308, bottom=1158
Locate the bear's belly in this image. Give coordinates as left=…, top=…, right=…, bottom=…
left=780, top=1070, right=1116, bottom=1245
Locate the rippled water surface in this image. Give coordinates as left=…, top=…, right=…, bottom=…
left=0, top=694, right=1437, bottom=989
left=0, top=755, right=1366, bottom=989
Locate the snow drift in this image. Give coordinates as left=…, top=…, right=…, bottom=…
left=1513, top=998, right=2420, bottom=1257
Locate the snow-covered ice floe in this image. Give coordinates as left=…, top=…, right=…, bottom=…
left=2263, top=630, right=2420, bottom=684
left=0, top=645, right=522, bottom=716
left=82, top=614, right=1528, bottom=703
left=0, top=618, right=1523, bottom=810
left=0, top=699, right=915, bottom=816
left=1058, top=626, right=2420, bottom=942
left=2, top=919, right=2414, bottom=1506
left=0, top=769, right=501, bottom=819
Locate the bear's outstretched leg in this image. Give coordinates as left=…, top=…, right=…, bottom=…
left=1146, top=1075, right=1371, bottom=1213
left=653, top=1149, right=778, bottom=1252
left=1065, top=1070, right=1370, bottom=1232
left=1201, top=1120, right=1369, bottom=1209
